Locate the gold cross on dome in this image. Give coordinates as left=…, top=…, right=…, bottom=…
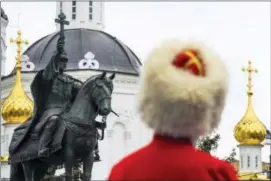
left=241, top=60, right=258, bottom=95
left=9, top=30, right=29, bottom=69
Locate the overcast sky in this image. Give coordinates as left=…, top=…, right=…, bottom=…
left=1, top=2, right=270, bottom=162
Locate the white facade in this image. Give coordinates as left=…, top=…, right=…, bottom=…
left=238, top=144, right=264, bottom=174
left=55, top=1, right=105, bottom=31
left=1, top=124, right=21, bottom=177
left=1, top=124, right=21, bottom=156
left=1, top=15, right=8, bottom=76
left=264, top=138, right=271, bottom=145
left=0, top=70, right=152, bottom=179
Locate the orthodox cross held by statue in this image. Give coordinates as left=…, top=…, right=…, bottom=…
left=55, top=4, right=69, bottom=54
left=55, top=5, right=70, bottom=40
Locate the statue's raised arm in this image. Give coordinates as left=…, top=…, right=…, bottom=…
left=42, top=37, right=68, bottom=80
left=42, top=11, right=69, bottom=80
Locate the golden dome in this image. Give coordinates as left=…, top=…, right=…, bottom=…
left=239, top=173, right=269, bottom=180
left=0, top=155, right=9, bottom=162
left=234, top=60, right=267, bottom=145
left=1, top=30, right=33, bottom=124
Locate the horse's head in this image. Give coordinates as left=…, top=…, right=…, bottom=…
left=83, top=72, right=115, bottom=117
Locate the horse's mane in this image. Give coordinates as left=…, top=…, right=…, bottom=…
left=81, top=75, right=99, bottom=88
left=80, top=73, right=113, bottom=95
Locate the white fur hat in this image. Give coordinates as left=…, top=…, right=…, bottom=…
left=138, top=39, right=228, bottom=139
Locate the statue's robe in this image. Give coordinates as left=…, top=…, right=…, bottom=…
left=9, top=52, right=82, bottom=162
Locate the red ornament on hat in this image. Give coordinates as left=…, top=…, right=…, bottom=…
left=172, top=49, right=205, bottom=76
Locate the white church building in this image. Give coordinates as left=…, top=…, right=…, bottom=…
left=0, top=2, right=153, bottom=179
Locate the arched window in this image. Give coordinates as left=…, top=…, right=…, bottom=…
left=89, top=1, right=93, bottom=20
left=255, top=156, right=258, bottom=168
left=247, top=156, right=250, bottom=168
left=72, top=1, right=76, bottom=20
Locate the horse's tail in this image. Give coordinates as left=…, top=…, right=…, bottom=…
left=10, top=162, right=25, bottom=181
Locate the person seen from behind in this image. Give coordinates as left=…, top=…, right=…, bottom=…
left=108, top=39, right=238, bottom=181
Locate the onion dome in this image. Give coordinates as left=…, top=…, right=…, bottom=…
left=234, top=60, right=267, bottom=145
left=238, top=173, right=269, bottom=180
left=20, top=28, right=141, bottom=75
left=0, top=155, right=9, bottom=162
left=1, top=30, right=33, bottom=124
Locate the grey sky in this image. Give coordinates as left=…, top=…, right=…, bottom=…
left=1, top=2, right=270, bottom=162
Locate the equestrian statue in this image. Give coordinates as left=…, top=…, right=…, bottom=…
left=8, top=12, right=117, bottom=181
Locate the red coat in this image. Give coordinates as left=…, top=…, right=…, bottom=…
left=108, top=134, right=238, bottom=181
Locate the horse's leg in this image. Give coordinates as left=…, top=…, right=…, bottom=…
left=65, top=148, right=74, bottom=181
left=33, top=164, right=48, bottom=181
left=83, top=149, right=95, bottom=181
left=65, top=146, right=74, bottom=181
left=22, top=162, right=34, bottom=181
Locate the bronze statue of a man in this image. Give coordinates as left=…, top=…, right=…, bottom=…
left=9, top=12, right=107, bottom=161
left=10, top=37, right=82, bottom=157
left=37, top=37, right=83, bottom=157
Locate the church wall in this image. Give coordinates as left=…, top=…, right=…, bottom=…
left=90, top=92, right=152, bottom=179
left=0, top=124, right=21, bottom=179
left=56, top=1, right=104, bottom=31
left=238, top=145, right=263, bottom=174
left=68, top=70, right=151, bottom=179
left=2, top=124, right=20, bottom=154
left=1, top=124, right=8, bottom=157
left=1, top=17, right=8, bottom=76
left=230, top=160, right=270, bottom=175
left=1, top=163, right=10, bottom=178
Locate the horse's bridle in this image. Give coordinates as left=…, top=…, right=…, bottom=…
left=100, top=116, right=107, bottom=140
left=86, top=78, right=119, bottom=140
left=87, top=79, right=112, bottom=140
left=90, top=81, right=112, bottom=111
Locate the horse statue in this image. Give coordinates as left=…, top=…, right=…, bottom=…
left=9, top=72, right=116, bottom=181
